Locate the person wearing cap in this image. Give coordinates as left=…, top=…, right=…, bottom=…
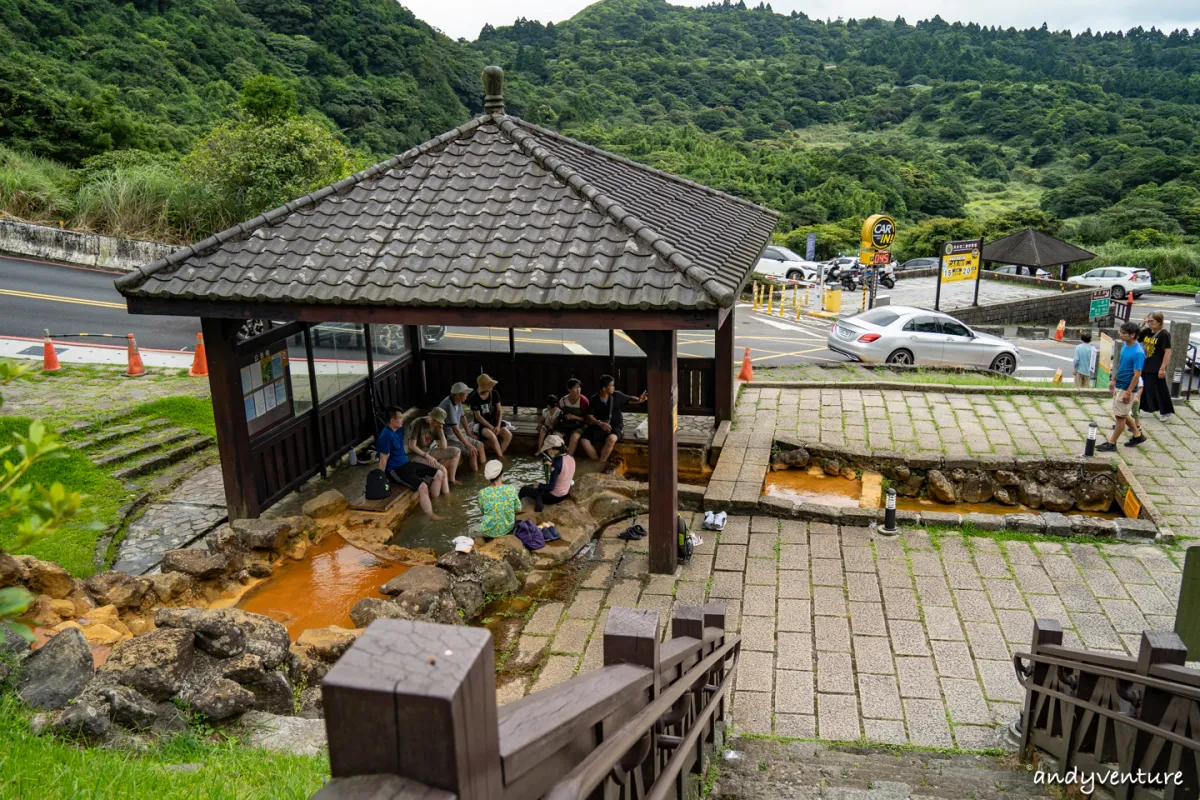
left=405, top=406, right=463, bottom=485
left=478, top=460, right=521, bottom=539
left=377, top=406, right=445, bottom=520
left=468, top=374, right=513, bottom=459
left=438, top=382, right=485, bottom=473
left=519, top=434, right=575, bottom=512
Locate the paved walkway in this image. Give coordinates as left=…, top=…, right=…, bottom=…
left=112, top=465, right=226, bottom=574
left=885, top=276, right=1059, bottom=312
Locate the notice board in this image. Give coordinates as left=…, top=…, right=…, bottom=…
left=239, top=340, right=294, bottom=437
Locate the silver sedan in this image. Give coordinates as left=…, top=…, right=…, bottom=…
left=827, top=306, right=1021, bottom=374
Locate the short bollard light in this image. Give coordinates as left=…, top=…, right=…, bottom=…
left=1171, top=368, right=1183, bottom=399
left=1084, top=421, right=1098, bottom=457
left=880, top=488, right=899, bottom=536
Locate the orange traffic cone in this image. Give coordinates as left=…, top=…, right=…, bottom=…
left=42, top=330, right=61, bottom=372
left=189, top=333, right=208, bottom=377
left=737, top=347, right=754, bottom=382
left=1053, top=320, right=1065, bottom=341
left=125, top=333, right=146, bottom=377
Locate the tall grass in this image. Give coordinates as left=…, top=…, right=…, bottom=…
left=71, top=165, right=174, bottom=240
left=0, top=147, right=74, bottom=221
left=1079, top=243, right=1200, bottom=284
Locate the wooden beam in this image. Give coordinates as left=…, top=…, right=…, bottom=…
left=201, top=317, right=258, bottom=520
left=126, top=297, right=719, bottom=330
left=715, top=305, right=734, bottom=424
left=639, top=329, right=678, bottom=574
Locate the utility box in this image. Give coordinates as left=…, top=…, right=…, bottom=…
left=875, top=295, right=891, bottom=307
left=823, top=289, right=842, bottom=313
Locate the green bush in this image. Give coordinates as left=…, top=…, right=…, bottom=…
left=1082, top=243, right=1200, bottom=284
left=0, top=147, right=73, bottom=221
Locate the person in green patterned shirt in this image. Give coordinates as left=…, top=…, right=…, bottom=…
left=477, top=460, right=521, bottom=538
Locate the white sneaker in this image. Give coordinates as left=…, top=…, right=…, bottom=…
left=714, top=511, right=727, bottom=530
left=703, top=510, right=715, bottom=530
left=1159, top=413, right=1173, bottom=422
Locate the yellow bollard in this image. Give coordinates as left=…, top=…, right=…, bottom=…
left=861, top=282, right=868, bottom=311
left=752, top=282, right=759, bottom=309
left=766, top=286, right=773, bottom=315
left=777, top=288, right=784, bottom=317
left=795, top=289, right=802, bottom=320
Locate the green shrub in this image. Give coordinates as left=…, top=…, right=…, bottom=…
left=1080, top=244, right=1200, bottom=284
left=0, top=147, right=73, bottom=222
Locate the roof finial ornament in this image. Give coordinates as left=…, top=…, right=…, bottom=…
left=483, top=65, right=505, bottom=116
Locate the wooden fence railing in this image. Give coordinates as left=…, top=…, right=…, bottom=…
left=1013, top=619, right=1200, bottom=800
left=313, top=604, right=739, bottom=800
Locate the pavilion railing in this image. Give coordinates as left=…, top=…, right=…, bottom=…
left=313, top=604, right=739, bottom=800
left=1013, top=618, right=1199, bottom=800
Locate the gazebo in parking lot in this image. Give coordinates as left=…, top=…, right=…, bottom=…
left=116, top=68, right=777, bottom=573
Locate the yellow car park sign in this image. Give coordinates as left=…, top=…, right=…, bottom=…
left=940, top=239, right=982, bottom=284
left=861, top=215, right=897, bottom=251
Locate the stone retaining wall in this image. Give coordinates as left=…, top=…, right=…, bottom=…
left=0, top=218, right=174, bottom=272
left=949, top=283, right=1111, bottom=328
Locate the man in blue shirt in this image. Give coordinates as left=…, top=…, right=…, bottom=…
left=1097, top=322, right=1145, bottom=452
left=1072, top=331, right=1095, bottom=388
left=377, top=407, right=445, bottom=518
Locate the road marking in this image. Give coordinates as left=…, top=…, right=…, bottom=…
left=1018, top=346, right=1074, bottom=363
left=564, top=342, right=591, bottom=355
left=752, top=315, right=825, bottom=334
left=0, top=288, right=125, bottom=309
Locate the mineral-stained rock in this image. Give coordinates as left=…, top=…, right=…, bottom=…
left=247, top=561, right=272, bottom=579
left=436, top=551, right=518, bottom=596
left=1075, top=474, right=1118, bottom=513
left=450, top=580, right=484, bottom=618
left=1017, top=480, right=1043, bottom=509
left=477, top=535, right=534, bottom=573
left=15, top=627, right=94, bottom=709
left=301, top=490, right=347, bottom=519
left=994, top=470, right=1021, bottom=487
left=160, top=549, right=228, bottom=579
left=78, top=623, right=126, bottom=646
left=894, top=474, right=924, bottom=497
left=149, top=571, right=195, bottom=603
left=380, top=565, right=450, bottom=597
left=84, top=571, right=152, bottom=609
left=0, top=549, right=24, bottom=588
left=349, top=598, right=412, bottom=628
left=926, top=470, right=957, bottom=504
left=231, top=518, right=292, bottom=552
left=993, top=487, right=1017, bottom=506
left=1041, top=485, right=1075, bottom=512
left=98, top=685, right=160, bottom=731
left=893, top=465, right=911, bottom=481
left=285, top=538, right=309, bottom=561
left=225, top=609, right=291, bottom=670
left=839, top=467, right=857, bottom=481
left=294, top=626, right=358, bottom=663
left=191, top=677, right=256, bottom=722
left=821, top=458, right=841, bottom=476
left=1052, top=469, right=1080, bottom=489
left=774, top=448, right=810, bottom=469
left=288, top=647, right=330, bottom=686
left=52, top=697, right=112, bottom=742
left=49, top=598, right=76, bottom=620
left=16, top=557, right=75, bottom=599
left=98, top=628, right=195, bottom=701
left=155, top=608, right=246, bottom=659
left=958, top=471, right=995, bottom=504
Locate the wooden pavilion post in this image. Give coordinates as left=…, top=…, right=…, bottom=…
left=715, top=307, right=734, bottom=423
left=201, top=317, right=257, bottom=520
left=638, top=330, right=678, bottom=574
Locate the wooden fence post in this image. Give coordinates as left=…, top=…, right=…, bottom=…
left=672, top=604, right=704, bottom=642
left=1020, top=618, right=1063, bottom=756
left=604, top=608, right=661, bottom=792
left=703, top=603, right=728, bottom=726
left=321, top=619, right=503, bottom=799
left=1119, top=630, right=1190, bottom=800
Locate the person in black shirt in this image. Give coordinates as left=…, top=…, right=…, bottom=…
left=1138, top=311, right=1174, bottom=419
left=467, top=373, right=514, bottom=458
left=581, top=374, right=647, bottom=461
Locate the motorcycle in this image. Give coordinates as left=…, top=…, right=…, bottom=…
left=821, top=263, right=859, bottom=292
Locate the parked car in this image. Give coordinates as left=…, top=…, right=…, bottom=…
left=754, top=246, right=821, bottom=282
left=992, top=264, right=1051, bottom=278
left=1072, top=266, right=1152, bottom=299
left=312, top=323, right=445, bottom=353
left=898, top=257, right=940, bottom=271
left=826, top=305, right=1020, bottom=374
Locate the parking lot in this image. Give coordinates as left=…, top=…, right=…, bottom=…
left=881, top=276, right=1061, bottom=312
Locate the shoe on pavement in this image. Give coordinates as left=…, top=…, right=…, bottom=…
left=714, top=511, right=727, bottom=530
left=1159, top=413, right=1173, bottom=422
left=1095, top=442, right=1117, bottom=452
left=703, top=510, right=715, bottom=530
left=1124, top=435, right=1147, bottom=447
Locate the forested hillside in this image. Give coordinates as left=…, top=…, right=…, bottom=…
left=1, top=0, right=1198, bottom=282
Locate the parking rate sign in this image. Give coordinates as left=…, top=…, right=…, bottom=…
left=940, top=239, right=982, bottom=283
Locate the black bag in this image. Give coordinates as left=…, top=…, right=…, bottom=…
left=677, top=515, right=693, bottom=562
left=365, top=469, right=391, bottom=500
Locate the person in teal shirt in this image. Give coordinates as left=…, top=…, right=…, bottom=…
left=478, top=460, right=521, bottom=538
left=1072, top=331, right=1095, bottom=388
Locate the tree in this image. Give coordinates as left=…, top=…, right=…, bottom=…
left=893, top=217, right=982, bottom=260
left=982, top=208, right=1063, bottom=239
left=238, top=75, right=298, bottom=122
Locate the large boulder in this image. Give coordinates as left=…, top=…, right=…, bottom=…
left=238, top=711, right=327, bottom=756
left=0, top=549, right=24, bottom=588
left=1041, top=485, right=1075, bottom=513
left=301, top=490, right=347, bottom=519
left=926, top=470, right=957, bottom=504
left=294, top=626, right=358, bottom=663
left=155, top=608, right=246, bottom=659
left=1017, top=480, right=1043, bottom=509
left=437, top=551, right=518, bottom=597
left=52, top=697, right=112, bottom=743
left=149, top=571, right=195, bottom=604
left=451, top=580, right=485, bottom=618
left=1076, top=474, right=1118, bottom=513
left=191, top=677, right=256, bottom=722
left=349, top=598, right=413, bottom=628
left=477, top=535, right=534, bottom=573
left=221, top=652, right=293, bottom=715
left=288, top=647, right=330, bottom=686
left=15, top=627, right=94, bottom=709
left=894, top=474, right=924, bottom=497
left=16, top=557, right=75, bottom=599
left=958, top=472, right=995, bottom=504
left=773, top=447, right=810, bottom=468
left=993, top=487, right=1018, bottom=506
left=231, top=519, right=292, bottom=552
left=160, top=549, right=229, bottom=580
left=380, top=565, right=450, bottom=597
left=83, top=571, right=151, bottom=610
left=98, top=628, right=195, bottom=701
left=97, top=685, right=161, bottom=731
left=225, top=609, right=291, bottom=670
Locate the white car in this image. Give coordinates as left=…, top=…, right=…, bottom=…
left=993, top=264, right=1051, bottom=278
left=827, top=306, right=1020, bottom=373
left=1073, top=266, right=1152, bottom=299
left=755, top=246, right=821, bottom=282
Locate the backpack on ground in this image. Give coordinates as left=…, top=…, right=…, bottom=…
left=365, top=469, right=391, bottom=500
left=677, top=514, right=693, bottom=562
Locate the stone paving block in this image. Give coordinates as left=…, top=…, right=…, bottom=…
left=909, top=551, right=944, bottom=577
left=1082, top=569, right=1129, bottom=599
left=604, top=579, right=642, bottom=608
left=1126, top=583, right=1175, bottom=616
left=815, top=616, right=851, bottom=653
left=875, top=537, right=906, bottom=561
left=882, top=588, right=920, bottom=621
left=580, top=561, right=617, bottom=589
left=941, top=677, right=991, bottom=724
left=858, top=673, right=903, bottom=720
left=813, top=585, right=847, bottom=616
left=952, top=590, right=996, bottom=623
left=642, top=574, right=677, bottom=596
left=841, top=527, right=873, bottom=547
left=525, top=602, right=565, bottom=635
left=846, top=572, right=881, bottom=603
left=635, top=593, right=673, bottom=619
left=1057, top=582, right=1102, bottom=613
left=780, top=520, right=807, bottom=544
left=923, top=606, right=965, bottom=641
left=737, top=650, right=776, bottom=692
left=719, top=516, right=751, bottom=545
left=817, top=651, right=855, bottom=694
left=964, top=622, right=1011, bottom=661
left=810, top=534, right=841, bottom=560
left=532, top=655, right=579, bottom=693
left=877, top=561, right=913, bottom=588
left=932, top=640, right=977, bottom=680
left=551, top=618, right=594, bottom=655
left=715, top=544, right=748, bottom=572
left=888, top=619, right=931, bottom=656
left=903, top=698, right=953, bottom=747
left=938, top=536, right=971, bottom=562
left=852, top=636, right=894, bottom=675
left=1025, top=592, right=1069, bottom=622
left=733, top=690, right=773, bottom=735
left=778, top=570, right=811, bottom=599
left=675, top=580, right=707, bottom=605
left=863, top=718, right=908, bottom=745
left=848, top=602, right=887, bottom=636
left=779, top=545, right=809, bottom=570
left=617, top=553, right=649, bottom=578
left=818, top=693, right=861, bottom=741
left=1012, top=564, right=1056, bottom=595
left=567, top=589, right=606, bottom=619
left=1067, top=543, right=1110, bottom=570
left=744, top=558, right=778, bottom=587
left=1041, top=554, right=1082, bottom=582
left=842, top=547, right=876, bottom=574
left=914, top=574, right=952, bottom=607
left=777, top=599, right=811, bottom=632
left=1109, top=557, right=1155, bottom=584
left=811, top=558, right=845, bottom=587
left=1003, top=541, right=1040, bottom=564
left=741, top=615, right=778, bottom=652
left=954, top=724, right=1002, bottom=751
left=743, top=584, right=777, bottom=617
left=751, top=515, right=778, bottom=534
left=1072, top=612, right=1124, bottom=650
left=973, top=552, right=1010, bottom=579
left=995, top=609, right=1035, bottom=643
left=709, top=571, right=745, bottom=600
left=903, top=530, right=934, bottom=551
left=748, top=533, right=777, bottom=559
left=776, top=669, right=815, bottom=714
left=895, top=657, right=940, bottom=699
left=775, top=714, right=816, bottom=738
left=579, top=637, right=605, bottom=675
left=679, top=552, right=714, bottom=581
left=982, top=578, right=1025, bottom=610
left=777, top=632, right=812, bottom=671
left=977, top=659, right=1025, bottom=703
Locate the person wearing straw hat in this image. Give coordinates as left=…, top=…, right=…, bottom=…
left=405, top=406, right=463, bottom=485
left=478, top=460, right=520, bottom=539
left=468, top=373, right=513, bottom=459
left=438, top=381, right=485, bottom=473
left=519, top=434, right=575, bottom=512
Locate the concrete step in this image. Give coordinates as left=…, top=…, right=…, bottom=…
left=74, top=417, right=170, bottom=450
left=91, top=428, right=193, bottom=466
left=111, top=436, right=215, bottom=480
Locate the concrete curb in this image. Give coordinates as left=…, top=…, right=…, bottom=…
left=742, top=380, right=1114, bottom=395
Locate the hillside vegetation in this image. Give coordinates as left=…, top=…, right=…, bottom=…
left=0, top=0, right=1197, bottom=280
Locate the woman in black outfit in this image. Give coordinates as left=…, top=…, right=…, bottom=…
left=1138, top=311, right=1174, bottom=420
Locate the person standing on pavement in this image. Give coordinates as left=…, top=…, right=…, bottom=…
left=1073, top=331, right=1096, bottom=388
left=1097, top=322, right=1146, bottom=452
left=1137, top=311, right=1175, bottom=421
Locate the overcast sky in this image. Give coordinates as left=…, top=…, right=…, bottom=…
left=403, top=0, right=1200, bottom=41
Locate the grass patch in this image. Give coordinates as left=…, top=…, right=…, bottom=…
left=0, top=693, right=329, bottom=798
left=1150, top=283, right=1200, bottom=296
left=0, top=417, right=128, bottom=577
left=733, top=730, right=1007, bottom=757
left=753, top=364, right=1023, bottom=388
left=135, top=397, right=216, bottom=440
